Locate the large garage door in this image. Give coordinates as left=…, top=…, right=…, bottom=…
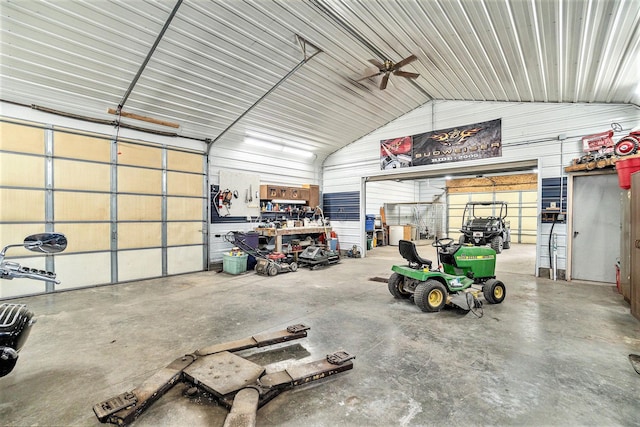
left=0, top=120, right=206, bottom=298
left=447, top=174, right=538, bottom=244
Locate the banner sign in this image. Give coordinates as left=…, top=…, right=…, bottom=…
left=380, top=118, right=502, bottom=169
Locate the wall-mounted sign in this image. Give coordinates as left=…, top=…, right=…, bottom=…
left=380, top=118, right=502, bottom=170
left=581, top=130, right=614, bottom=153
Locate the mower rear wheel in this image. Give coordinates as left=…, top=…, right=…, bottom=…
left=289, top=262, right=298, bottom=272
left=491, top=236, right=503, bottom=253
left=483, top=279, right=506, bottom=304
left=414, top=280, right=447, bottom=312
left=388, top=273, right=410, bottom=299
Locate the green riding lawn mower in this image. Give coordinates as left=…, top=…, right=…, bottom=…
left=388, top=238, right=506, bottom=315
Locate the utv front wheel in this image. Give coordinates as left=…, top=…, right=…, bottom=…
left=388, top=273, right=410, bottom=299
left=491, top=236, right=503, bottom=253
left=415, top=280, right=447, bottom=312
left=483, top=279, right=506, bottom=304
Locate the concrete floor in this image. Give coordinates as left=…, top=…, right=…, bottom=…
left=1, top=243, right=639, bottom=426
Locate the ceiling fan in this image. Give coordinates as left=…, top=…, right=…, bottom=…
left=357, top=54, right=420, bottom=90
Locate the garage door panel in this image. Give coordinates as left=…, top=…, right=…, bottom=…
left=167, top=171, right=202, bottom=197
left=55, top=132, right=110, bottom=162
left=55, top=252, right=111, bottom=290
left=118, top=249, right=162, bottom=282
left=54, top=159, right=110, bottom=191
left=167, top=196, right=202, bottom=221
left=168, top=150, right=202, bottom=173
left=118, top=222, right=162, bottom=249
left=117, top=142, right=161, bottom=168
left=118, top=166, right=162, bottom=194
left=167, top=222, right=202, bottom=246
left=0, top=189, right=44, bottom=221
left=118, top=194, right=162, bottom=221
left=448, top=194, right=469, bottom=205
left=55, top=223, right=111, bottom=252
left=55, top=192, right=110, bottom=221
left=0, top=152, right=44, bottom=187
left=168, top=246, right=203, bottom=274
left=0, top=122, right=44, bottom=154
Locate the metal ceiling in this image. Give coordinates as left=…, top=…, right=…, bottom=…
left=1, top=0, right=639, bottom=159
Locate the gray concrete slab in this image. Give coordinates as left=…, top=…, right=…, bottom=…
left=1, top=244, right=639, bottom=426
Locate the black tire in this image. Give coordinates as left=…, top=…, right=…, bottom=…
left=483, top=279, right=506, bottom=304
left=414, top=280, right=447, bottom=312
left=388, top=273, right=410, bottom=299
left=267, top=264, right=278, bottom=276
left=491, top=236, right=503, bottom=254
left=289, top=262, right=298, bottom=272
left=503, top=238, right=511, bottom=249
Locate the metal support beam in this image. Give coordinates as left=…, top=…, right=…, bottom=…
left=208, top=35, right=322, bottom=150
left=116, top=0, right=183, bottom=111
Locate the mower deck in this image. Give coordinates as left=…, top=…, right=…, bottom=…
left=93, top=324, right=354, bottom=427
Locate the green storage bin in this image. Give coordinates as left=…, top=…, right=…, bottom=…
left=223, top=254, right=248, bottom=275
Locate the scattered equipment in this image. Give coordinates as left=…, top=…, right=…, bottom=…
left=459, top=201, right=511, bottom=253
left=388, top=238, right=506, bottom=314
left=93, top=325, right=355, bottom=426
left=297, top=246, right=340, bottom=269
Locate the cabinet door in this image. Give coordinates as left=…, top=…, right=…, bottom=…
left=259, top=185, right=268, bottom=199
left=267, top=186, right=279, bottom=199
left=308, top=185, right=320, bottom=207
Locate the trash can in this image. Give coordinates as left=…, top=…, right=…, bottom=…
left=365, top=215, right=375, bottom=232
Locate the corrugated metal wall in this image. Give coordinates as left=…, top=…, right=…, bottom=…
left=323, top=99, right=639, bottom=272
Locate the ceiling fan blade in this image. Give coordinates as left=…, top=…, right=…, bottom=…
left=393, top=70, right=420, bottom=79
left=368, top=59, right=385, bottom=70
left=392, top=54, right=417, bottom=70
left=380, top=72, right=390, bottom=90
left=356, top=71, right=383, bottom=82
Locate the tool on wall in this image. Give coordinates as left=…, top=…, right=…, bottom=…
left=214, top=189, right=238, bottom=217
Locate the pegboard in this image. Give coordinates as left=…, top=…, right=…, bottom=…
left=216, top=170, right=261, bottom=217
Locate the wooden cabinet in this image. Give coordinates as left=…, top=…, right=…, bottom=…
left=259, top=184, right=318, bottom=208
left=308, top=185, right=320, bottom=208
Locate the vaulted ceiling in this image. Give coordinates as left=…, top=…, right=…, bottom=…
left=1, top=0, right=639, bottom=159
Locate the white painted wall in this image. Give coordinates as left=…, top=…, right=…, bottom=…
left=323, top=100, right=640, bottom=275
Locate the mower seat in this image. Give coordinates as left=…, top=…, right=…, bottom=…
left=398, top=240, right=432, bottom=269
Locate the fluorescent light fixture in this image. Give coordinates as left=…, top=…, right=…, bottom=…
left=244, top=134, right=315, bottom=159
left=444, top=175, right=452, bottom=180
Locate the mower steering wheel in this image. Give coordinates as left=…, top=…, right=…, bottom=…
left=432, top=238, right=454, bottom=248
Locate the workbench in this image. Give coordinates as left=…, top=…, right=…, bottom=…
left=255, top=226, right=331, bottom=253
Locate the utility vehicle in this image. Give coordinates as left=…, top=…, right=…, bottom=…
left=459, top=201, right=511, bottom=253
